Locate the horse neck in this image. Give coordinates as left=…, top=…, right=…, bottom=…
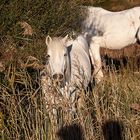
left=65, top=36, right=89, bottom=84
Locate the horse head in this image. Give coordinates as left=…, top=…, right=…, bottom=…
left=45, top=35, right=71, bottom=86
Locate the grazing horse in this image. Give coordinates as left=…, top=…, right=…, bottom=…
left=82, top=6, right=140, bottom=82
left=41, top=35, right=92, bottom=137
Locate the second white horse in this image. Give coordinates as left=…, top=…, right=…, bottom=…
left=82, top=6, right=140, bottom=82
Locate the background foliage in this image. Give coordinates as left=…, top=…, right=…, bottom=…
left=0, top=0, right=86, bottom=37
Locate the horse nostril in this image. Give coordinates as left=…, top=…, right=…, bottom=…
left=53, top=74, right=63, bottom=80
left=59, top=74, right=63, bottom=80
left=53, top=74, right=58, bottom=80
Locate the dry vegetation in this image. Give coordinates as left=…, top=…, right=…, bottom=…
left=0, top=0, right=140, bottom=140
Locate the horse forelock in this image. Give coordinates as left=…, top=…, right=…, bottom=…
left=48, top=37, right=65, bottom=49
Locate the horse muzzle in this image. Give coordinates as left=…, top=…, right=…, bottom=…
left=52, top=73, right=65, bottom=87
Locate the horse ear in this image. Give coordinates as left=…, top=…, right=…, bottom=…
left=46, top=35, right=52, bottom=46
left=62, top=34, right=68, bottom=44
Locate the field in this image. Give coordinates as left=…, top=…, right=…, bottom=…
left=0, top=0, right=140, bottom=140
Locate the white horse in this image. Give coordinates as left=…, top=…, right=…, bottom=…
left=82, top=6, right=140, bottom=82
left=41, top=35, right=91, bottom=137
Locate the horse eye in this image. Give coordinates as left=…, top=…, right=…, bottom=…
left=45, top=54, right=50, bottom=65
left=64, top=53, right=67, bottom=57
left=46, top=54, right=50, bottom=63
left=46, top=54, right=50, bottom=59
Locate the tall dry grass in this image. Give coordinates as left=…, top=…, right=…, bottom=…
left=0, top=51, right=140, bottom=140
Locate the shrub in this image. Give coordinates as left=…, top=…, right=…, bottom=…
left=0, top=0, right=91, bottom=37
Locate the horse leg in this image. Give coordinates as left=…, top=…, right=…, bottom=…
left=68, top=87, right=77, bottom=118
left=41, top=76, right=59, bottom=140
left=48, top=109, right=59, bottom=140
left=90, top=36, right=104, bottom=83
